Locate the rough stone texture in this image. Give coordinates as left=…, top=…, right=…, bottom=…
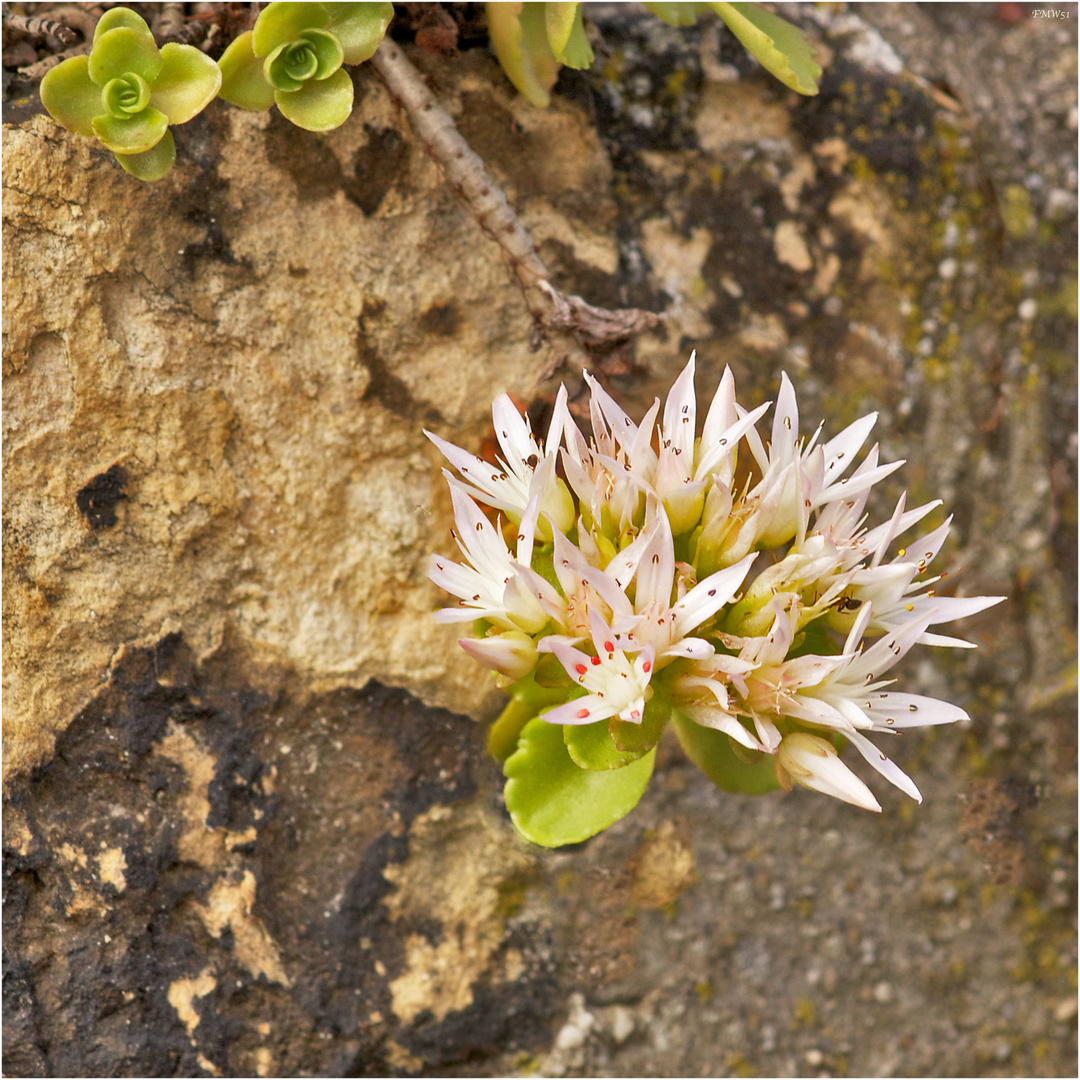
left=3, top=4, right=1076, bottom=1078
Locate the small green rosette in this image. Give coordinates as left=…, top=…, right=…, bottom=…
left=219, top=1, right=393, bottom=131
left=40, top=7, right=220, bottom=181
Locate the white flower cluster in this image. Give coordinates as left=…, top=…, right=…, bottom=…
left=428, top=356, right=1002, bottom=812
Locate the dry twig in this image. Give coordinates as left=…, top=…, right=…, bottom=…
left=2, top=11, right=79, bottom=46
left=369, top=37, right=662, bottom=352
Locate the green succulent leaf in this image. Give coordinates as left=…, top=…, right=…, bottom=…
left=149, top=43, right=222, bottom=124
left=93, top=6, right=151, bottom=40
left=672, top=710, right=780, bottom=795
left=218, top=31, right=277, bottom=111
left=709, top=2, right=821, bottom=95
left=300, top=28, right=345, bottom=79
left=274, top=67, right=353, bottom=131
left=88, top=26, right=163, bottom=86
left=551, top=4, right=593, bottom=69
left=644, top=2, right=711, bottom=27
left=504, top=717, right=655, bottom=847
left=488, top=681, right=570, bottom=763
left=265, top=41, right=309, bottom=92
left=323, top=2, right=394, bottom=65
left=102, top=73, right=151, bottom=117
left=253, top=2, right=330, bottom=57
left=92, top=105, right=169, bottom=154
left=545, top=3, right=577, bottom=56
left=487, top=2, right=561, bottom=108
left=564, top=719, right=646, bottom=771
left=115, top=128, right=176, bottom=181
left=40, top=55, right=101, bottom=138
left=610, top=694, right=671, bottom=755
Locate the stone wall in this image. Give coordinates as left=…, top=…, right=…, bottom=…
left=3, top=5, right=1076, bottom=1076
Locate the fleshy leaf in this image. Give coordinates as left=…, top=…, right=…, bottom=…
left=488, top=683, right=569, bottom=762
left=102, top=74, right=150, bottom=117
left=151, top=43, right=222, bottom=124
left=505, top=718, right=655, bottom=847
left=265, top=42, right=308, bottom=92
left=92, top=106, right=169, bottom=153
left=300, top=28, right=345, bottom=79
left=545, top=3, right=578, bottom=56
left=709, top=2, right=821, bottom=95
left=565, top=719, right=646, bottom=771
left=115, top=128, right=176, bottom=181
left=552, top=5, right=593, bottom=69
left=40, top=56, right=102, bottom=138
left=644, top=2, right=710, bottom=27
left=486, top=2, right=560, bottom=109
left=323, top=1, right=394, bottom=65
left=94, top=7, right=151, bottom=41
left=218, top=31, right=277, bottom=111
left=273, top=67, right=353, bottom=131
left=672, top=710, right=780, bottom=795
left=610, top=695, right=671, bottom=754
left=88, top=26, right=162, bottom=86
left=253, top=2, right=329, bottom=57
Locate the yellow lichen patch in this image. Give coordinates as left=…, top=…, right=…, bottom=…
left=774, top=221, right=814, bottom=273
left=629, top=818, right=698, bottom=909
left=384, top=1039, right=423, bottom=1073
left=694, top=82, right=790, bottom=156
left=196, top=871, right=291, bottom=987
left=96, top=847, right=127, bottom=892
left=639, top=220, right=714, bottom=339
left=167, top=967, right=216, bottom=1035
left=153, top=723, right=224, bottom=868
left=382, top=799, right=534, bottom=1024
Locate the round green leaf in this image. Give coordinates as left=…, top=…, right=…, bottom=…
left=488, top=684, right=568, bottom=763
left=545, top=3, right=578, bottom=56
left=610, top=694, right=671, bottom=755
left=89, top=26, right=162, bottom=87
left=273, top=67, right=353, bottom=131
left=564, top=719, right=645, bottom=771
left=218, top=31, right=276, bottom=111
left=94, top=7, right=151, bottom=41
left=102, top=73, right=150, bottom=117
left=486, top=2, right=560, bottom=109
left=150, top=44, right=222, bottom=125
left=709, top=2, right=821, bottom=96
left=115, top=128, right=176, bottom=181
left=644, top=2, right=710, bottom=27
left=40, top=55, right=101, bottom=138
left=549, top=4, right=593, bottom=69
left=672, top=710, right=780, bottom=795
left=504, top=717, right=655, bottom=847
left=300, top=28, right=345, bottom=79
left=323, top=1, right=393, bottom=65
left=266, top=41, right=312, bottom=91
left=253, top=1, right=329, bottom=58
left=92, top=106, right=168, bottom=154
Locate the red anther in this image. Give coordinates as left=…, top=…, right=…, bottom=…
left=575, top=663, right=588, bottom=675
left=590, top=656, right=601, bottom=666
left=577, top=708, right=590, bottom=719
left=604, top=641, right=615, bottom=653
left=642, top=661, right=652, bottom=673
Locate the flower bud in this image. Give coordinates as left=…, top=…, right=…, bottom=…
left=776, top=732, right=881, bottom=811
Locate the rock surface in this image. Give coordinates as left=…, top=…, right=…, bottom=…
left=3, top=4, right=1076, bottom=1077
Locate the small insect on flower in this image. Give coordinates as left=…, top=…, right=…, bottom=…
left=429, top=355, right=1005, bottom=848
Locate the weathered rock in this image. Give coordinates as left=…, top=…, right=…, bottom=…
left=3, top=5, right=1076, bottom=1077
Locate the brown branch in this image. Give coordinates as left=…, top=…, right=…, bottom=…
left=17, top=41, right=90, bottom=81
left=2, top=12, right=79, bottom=46
left=368, top=37, right=663, bottom=351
